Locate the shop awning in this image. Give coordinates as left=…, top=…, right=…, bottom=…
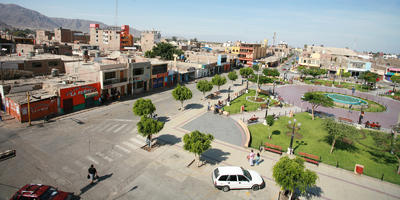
left=84, top=92, right=98, bottom=99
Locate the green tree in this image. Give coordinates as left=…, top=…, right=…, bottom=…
left=211, top=74, right=227, bottom=91
left=183, top=130, right=214, bottom=167
left=359, top=71, right=379, bottom=89
left=132, top=98, right=156, bottom=117
left=172, top=84, right=193, bottom=110
left=196, top=80, right=213, bottom=99
left=297, top=66, right=307, bottom=79
left=263, top=68, right=280, bottom=77
left=273, top=156, right=318, bottom=200
left=302, top=92, right=334, bottom=120
left=252, top=64, right=260, bottom=72
left=240, top=67, right=254, bottom=89
left=307, top=67, right=327, bottom=79
left=171, top=36, right=178, bottom=41
left=137, top=116, right=164, bottom=149
left=144, top=50, right=155, bottom=58
left=390, top=75, right=400, bottom=92
left=266, top=115, right=275, bottom=139
left=249, top=76, right=273, bottom=89
left=393, top=135, right=400, bottom=174
left=341, top=72, right=351, bottom=81
left=149, top=42, right=183, bottom=60
left=227, top=71, right=238, bottom=84
left=324, top=119, right=355, bottom=153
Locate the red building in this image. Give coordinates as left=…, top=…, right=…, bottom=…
left=58, top=82, right=101, bottom=114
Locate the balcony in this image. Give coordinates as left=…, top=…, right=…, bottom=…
left=103, top=77, right=128, bottom=85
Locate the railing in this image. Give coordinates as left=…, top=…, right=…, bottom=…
left=103, top=77, right=128, bottom=85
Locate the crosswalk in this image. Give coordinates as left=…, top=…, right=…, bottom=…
left=83, top=120, right=137, bottom=134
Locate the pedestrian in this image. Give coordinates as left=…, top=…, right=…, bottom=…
left=99, top=96, right=102, bottom=105
left=254, top=153, right=261, bottom=165
left=348, top=104, right=352, bottom=112
left=207, top=102, right=210, bottom=111
left=88, top=164, right=98, bottom=184
left=248, top=150, right=255, bottom=166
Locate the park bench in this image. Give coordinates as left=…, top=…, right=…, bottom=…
left=264, top=142, right=282, bottom=155
left=339, top=117, right=353, bottom=124
left=260, top=104, right=267, bottom=109
left=298, top=152, right=320, bottom=165
left=206, top=93, right=216, bottom=99
left=365, top=121, right=381, bottom=130
left=247, top=116, right=259, bottom=124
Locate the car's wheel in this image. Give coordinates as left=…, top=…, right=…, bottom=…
left=252, top=184, right=260, bottom=191
left=222, top=186, right=230, bottom=192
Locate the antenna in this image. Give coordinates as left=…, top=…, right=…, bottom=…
left=273, top=32, right=276, bottom=46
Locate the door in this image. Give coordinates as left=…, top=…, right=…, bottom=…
left=63, top=98, right=73, bottom=113
left=226, top=175, right=239, bottom=189
left=237, top=175, right=251, bottom=189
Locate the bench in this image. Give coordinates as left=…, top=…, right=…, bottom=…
left=0, top=149, right=16, bottom=161
left=247, top=117, right=259, bottom=124
left=365, top=121, right=381, bottom=130
left=264, top=142, right=282, bottom=155
left=206, top=93, right=216, bottom=99
left=260, top=104, right=267, bottom=109
left=339, top=117, right=353, bottom=123
left=298, top=152, right=320, bottom=165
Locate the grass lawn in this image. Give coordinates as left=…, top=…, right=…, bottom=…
left=248, top=112, right=400, bottom=185
left=314, top=91, right=386, bottom=112
left=223, top=90, right=277, bottom=114
left=304, top=78, right=372, bottom=92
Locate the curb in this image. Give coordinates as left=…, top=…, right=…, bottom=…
left=236, top=119, right=251, bottom=147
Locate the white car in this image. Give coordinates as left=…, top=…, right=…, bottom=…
left=212, top=166, right=264, bottom=192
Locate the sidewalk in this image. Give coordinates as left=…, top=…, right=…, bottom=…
left=160, top=90, right=400, bottom=200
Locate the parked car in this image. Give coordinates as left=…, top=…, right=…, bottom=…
left=10, top=184, right=74, bottom=200
left=212, top=166, right=264, bottom=192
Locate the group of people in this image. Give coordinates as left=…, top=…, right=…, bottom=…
left=247, top=150, right=262, bottom=166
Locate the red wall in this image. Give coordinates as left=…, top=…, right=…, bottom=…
left=59, top=83, right=100, bottom=108
left=6, top=97, right=58, bottom=122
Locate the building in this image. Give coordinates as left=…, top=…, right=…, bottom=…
left=140, top=31, right=161, bottom=53
left=0, top=55, right=66, bottom=77
left=238, top=43, right=266, bottom=66
left=89, top=24, right=133, bottom=52
left=128, top=62, right=151, bottom=94
left=346, top=60, right=372, bottom=77
left=150, top=61, right=168, bottom=89
left=36, top=30, right=54, bottom=45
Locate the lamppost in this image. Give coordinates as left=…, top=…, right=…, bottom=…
left=263, top=99, right=270, bottom=125
left=228, top=86, right=231, bottom=102
left=272, top=80, right=276, bottom=96
left=255, top=66, right=261, bottom=99
left=288, top=119, right=301, bottom=155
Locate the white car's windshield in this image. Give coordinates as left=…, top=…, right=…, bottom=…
left=242, top=169, right=252, bottom=181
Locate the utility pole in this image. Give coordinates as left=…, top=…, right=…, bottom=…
left=26, top=92, right=31, bottom=126
left=1, top=62, right=4, bottom=84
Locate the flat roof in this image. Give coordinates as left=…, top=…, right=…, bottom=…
left=6, top=89, right=56, bottom=104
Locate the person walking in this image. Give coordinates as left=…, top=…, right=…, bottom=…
left=88, top=164, right=98, bottom=184
left=248, top=150, right=255, bottom=166
left=254, top=153, right=261, bottom=165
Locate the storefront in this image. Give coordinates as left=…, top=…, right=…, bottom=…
left=151, top=63, right=168, bottom=89
left=59, top=82, right=101, bottom=114
left=5, top=93, right=58, bottom=122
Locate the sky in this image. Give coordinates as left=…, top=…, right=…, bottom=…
left=2, top=0, right=400, bottom=53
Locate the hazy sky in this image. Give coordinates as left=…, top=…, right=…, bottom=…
left=2, top=0, right=400, bottom=53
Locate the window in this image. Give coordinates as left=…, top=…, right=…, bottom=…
left=214, top=169, right=219, bottom=179
left=152, top=64, right=168, bottom=74
left=137, top=81, right=144, bottom=88
left=218, top=175, right=228, bottom=181
left=32, top=62, right=42, bottom=68
left=133, top=68, right=144, bottom=76
left=242, top=169, right=252, bottom=181
left=48, top=61, right=59, bottom=67
left=104, top=72, right=116, bottom=80
left=238, top=175, right=249, bottom=182
left=227, top=175, right=237, bottom=182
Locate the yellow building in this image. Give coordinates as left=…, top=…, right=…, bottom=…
left=225, top=46, right=240, bottom=54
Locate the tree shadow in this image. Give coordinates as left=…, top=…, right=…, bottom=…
left=156, top=134, right=181, bottom=146
left=234, top=83, right=241, bottom=87
left=184, top=103, right=204, bottom=110
left=220, top=89, right=232, bottom=93
left=79, top=173, right=113, bottom=196
left=156, top=116, right=170, bottom=122
left=199, top=148, right=231, bottom=165
left=367, top=150, right=397, bottom=164
left=323, top=136, right=358, bottom=152
left=272, top=130, right=281, bottom=135
left=297, top=186, right=324, bottom=200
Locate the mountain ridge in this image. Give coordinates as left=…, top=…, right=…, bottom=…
left=0, top=3, right=141, bottom=37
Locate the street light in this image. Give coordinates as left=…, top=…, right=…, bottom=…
left=263, top=99, right=270, bottom=125
left=288, top=119, right=301, bottom=155
left=228, top=86, right=231, bottom=102
left=272, top=80, right=276, bottom=96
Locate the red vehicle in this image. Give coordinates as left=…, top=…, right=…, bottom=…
left=10, top=184, right=74, bottom=200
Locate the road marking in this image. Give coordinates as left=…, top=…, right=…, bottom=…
left=122, top=141, right=140, bottom=150
left=106, top=119, right=135, bottom=122
left=113, top=124, right=127, bottom=133
left=115, top=144, right=131, bottom=153
left=123, top=124, right=135, bottom=133
left=86, top=156, right=99, bottom=165
left=130, top=127, right=137, bottom=134
left=106, top=124, right=120, bottom=132
left=109, top=149, right=123, bottom=159
left=130, top=137, right=145, bottom=145
left=96, top=152, right=113, bottom=162
left=92, top=123, right=112, bottom=132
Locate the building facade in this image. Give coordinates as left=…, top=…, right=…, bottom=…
left=99, top=63, right=129, bottom=99
left=140, top=31, right=161, bottom=53
left=238, top=43, right=266, bottom=66
left=129, top=62, right=151, bottom=95
left=58, top=82, right=101, bottom=114
left=89, top=24, right=133, bottom=52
